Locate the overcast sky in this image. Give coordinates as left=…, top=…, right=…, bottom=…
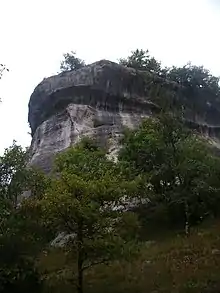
left=0, top=0, right=220, bottom=153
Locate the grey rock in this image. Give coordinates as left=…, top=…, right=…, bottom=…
left=211, top=249, right=220, bottom=255
left=28, top=60, right=156, bottom=135
left=51, top=232, right=75, bottom=247
left=28, top=60, right=157, bottom=172
left=27, top=60, right=220, bottom=172
left=145, top=240, right=156, bottom=247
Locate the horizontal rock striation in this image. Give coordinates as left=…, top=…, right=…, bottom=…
left=28, top=60, right=159, bottom=172
left=28, top=60, right=220, bottom=172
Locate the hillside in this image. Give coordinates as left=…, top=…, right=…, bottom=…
left=39, top=219, right=220, bottom=293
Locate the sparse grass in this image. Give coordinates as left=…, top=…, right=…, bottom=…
left=40, top=219, right=220, bottom=293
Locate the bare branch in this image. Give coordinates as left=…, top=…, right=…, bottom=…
left=82, top=258, right=110, bottom=271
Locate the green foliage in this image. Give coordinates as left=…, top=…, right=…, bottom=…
left=0, top=141, right=28, bottom=205
left=119, top=113, right=220, bottom=233
left=0, top=259, right=42, bottom=293
left=0, top=203, right=44, bottom=293
left=166, top=63, right=220, bottom=121
left=119, top=49, right=161, bottom=74
left=120, top=49, right=220, bottom=125
left=27, top=167, right=51, bottom=199
left=0, top=141, right=50, bottom=203
left=40, top=140, right=140, bottom=293
left=167, top=62, right=219, bottom=92
left=0, top=197, right=44, bottom=293
left=60, top=51, right=86, bottom=72
left=0, top=142, right=51, bottom=292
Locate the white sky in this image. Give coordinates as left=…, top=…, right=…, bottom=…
left=0, top=0, right=220, bottom=153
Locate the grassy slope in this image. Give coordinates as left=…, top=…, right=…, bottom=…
left=40, top=219, right=220, bottom=293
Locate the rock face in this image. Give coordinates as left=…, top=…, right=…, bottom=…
left=28, top=60, right=220, bottom=172
left=28, top=60, right=158, bottom=172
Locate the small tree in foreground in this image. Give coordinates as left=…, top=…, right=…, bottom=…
left=40, top=140, right=140, bottom=293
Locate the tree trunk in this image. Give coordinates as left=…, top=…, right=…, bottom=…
left=184, top=200, right=190, bottom=236
left=77, top=258, right=83, bottom=293
left=77, top=221, right=83, bottom=293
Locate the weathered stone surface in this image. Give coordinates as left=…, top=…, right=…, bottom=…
left=28, top=60, right=220, bottom=172
left=29, top=103, right=150, bottom=172
left=28, top=60, right=155, bottom=134
left=28, top=60, right=157, bottom=172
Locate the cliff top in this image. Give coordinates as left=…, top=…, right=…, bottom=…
left=28, top=60, right=155, bottom=135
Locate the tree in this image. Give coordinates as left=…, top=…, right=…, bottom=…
left=0, top=141, right=28, bottom=206
left=0, top=190, right=53, bottom=292
left=0, top=64, right=9, bottom=80
left=166, top=63, right=220, bottom=122
left=0, top=142, right=51, bottom=292
left=167, top=63, right=219, bottom=91
left=119, top=50, right=220, bottom=124
left=0, top=142, right=48, bottom=203
left=0, top=202, right=43, bottom=293
left=60, top=51, right=86, bottom=72
left=119, top=49, right=161, bottom=74
left=119, top=113, right=220, bottom=235
left=39, top=139, right=140, bottom=293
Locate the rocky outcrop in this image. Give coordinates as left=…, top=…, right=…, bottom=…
left=28, top=60, right=220, bottom=172
left=28, top=60, right=160, bottom=172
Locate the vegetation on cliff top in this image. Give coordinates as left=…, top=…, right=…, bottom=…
left=58, top=49, right=220, bottom=126
left=60, top=51, right=85, bottom=72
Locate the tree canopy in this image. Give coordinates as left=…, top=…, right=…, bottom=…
left=119, top=113, right=220, bottom=234
left=60, top=51, right=86, bottom=72
left=39, top=140, right=140, bottom=293
left=0, top=142, right=48, bottom=293
left=119, top=49, right=162, bottom=74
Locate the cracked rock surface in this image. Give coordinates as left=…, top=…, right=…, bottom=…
left=28, top=60, right=220, bottom=172
left=28, top=60, right=155, bottom=172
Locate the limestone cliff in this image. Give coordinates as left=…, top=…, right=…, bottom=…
left=28, top=60, right=159, bottom=172
left=28, top=60, right=220, bottom=172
